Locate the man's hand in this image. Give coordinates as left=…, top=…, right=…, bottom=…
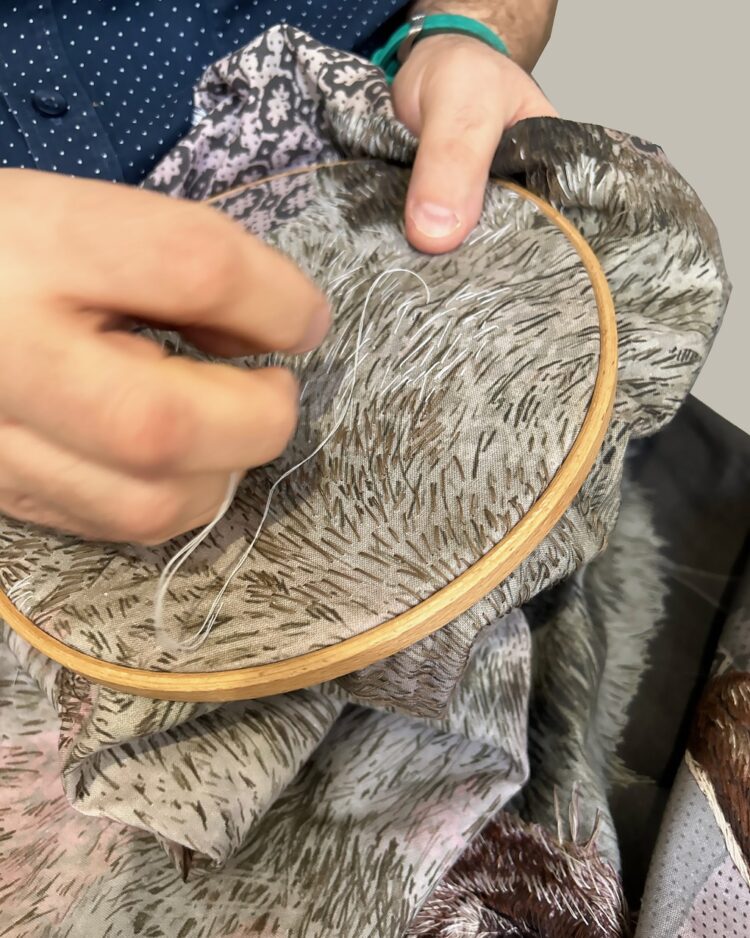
left=392, top=34, right=557, bottom=254
left=0, top=170, right=329, bottom=543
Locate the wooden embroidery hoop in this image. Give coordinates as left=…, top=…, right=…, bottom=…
left=0, top=165, right=618, bottom=701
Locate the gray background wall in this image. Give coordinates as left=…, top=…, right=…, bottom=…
left=535, top=3, right=748, bottom=433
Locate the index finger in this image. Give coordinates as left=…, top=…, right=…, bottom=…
left=2, top=316, right=303, bottom=475
left=11, top=170, right=330, bottom=355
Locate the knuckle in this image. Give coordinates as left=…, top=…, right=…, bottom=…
left=267, top=283, right=327, bottom=353
left=451, top=100, right=492, bottom=134
left=256, top=369, right=298, bottom=462
left=272, top=313, right=314, bottom=354
left=0, top=488, right=73, bottom=534
left=113, top=485, right=186, bottom=545
left=4, top=489, right=42, bottom=521
left=165, top=212, right=240, bottom=312
left=105, top=383, right=192, bottom=471
left=441, top=133, right=486, bottom=169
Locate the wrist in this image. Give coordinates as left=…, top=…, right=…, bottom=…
left=407, top=1, right=556, bottom=70
left=372, top=13, right=510, bottom=83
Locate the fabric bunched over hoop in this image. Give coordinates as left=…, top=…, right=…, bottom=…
left=0, top=132, right=727, bottom=712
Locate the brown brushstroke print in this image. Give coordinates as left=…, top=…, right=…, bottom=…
left=0, top=619, right=532, bottom=937
left=409, top=809, right=631, bottom=938
left=687, top=670, right=750, bottom=883
left=1, top=164, right=602, bottom=682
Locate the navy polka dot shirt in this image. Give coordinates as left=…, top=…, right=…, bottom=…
left=0, top=1, right=409, bottom=183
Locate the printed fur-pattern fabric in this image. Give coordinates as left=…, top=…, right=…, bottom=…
left=516, top=474, right=668, bottom=868
left=408, top=809, right=630, bottom=938
left=687, top=671, right=750, bottom=887
left=0, top=25, right=730, bottom=897
left=208, top=165, right=603, bottom=719
left=0, top=616, right=531, bottom=938
left=403, top=463, right=664, bottom=938
left=0, top=27, right=728, bottom=698
left=2, top=164, right=600, bottom=683
left=682, top=570, right=750, bottom=894
left=1, top=608, right=530, bottom=876
left=0, top=461, right=687, bottom=937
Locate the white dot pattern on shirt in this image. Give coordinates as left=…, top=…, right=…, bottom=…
left=0, top=0, right=407, bottom=180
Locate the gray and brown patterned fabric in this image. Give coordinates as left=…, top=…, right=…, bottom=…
left=5, top=160, right=604, bottom=691
left=3, top=399, right=749, bottom=937
left=0, top=26, right=740, bottom=938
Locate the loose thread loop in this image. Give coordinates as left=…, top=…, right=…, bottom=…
left=153, top=268, right=430, bottom=651
left=153, top=470, right=241, bottom=652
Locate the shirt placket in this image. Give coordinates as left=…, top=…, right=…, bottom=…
left=0, top=0, right=123, bottom=179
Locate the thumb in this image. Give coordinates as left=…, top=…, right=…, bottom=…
left=404, top=80, right=510, bottom=254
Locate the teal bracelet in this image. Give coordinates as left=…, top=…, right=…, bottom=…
left=372, top=13, right=510, bottom=84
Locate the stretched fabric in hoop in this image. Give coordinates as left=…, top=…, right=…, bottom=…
left=1, top=156, right=615, bottom=710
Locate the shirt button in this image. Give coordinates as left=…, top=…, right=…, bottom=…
left=30, top=89, right=69, bottom=118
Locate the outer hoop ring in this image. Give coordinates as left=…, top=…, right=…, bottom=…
left=0, top=165, right=618, bottom=701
